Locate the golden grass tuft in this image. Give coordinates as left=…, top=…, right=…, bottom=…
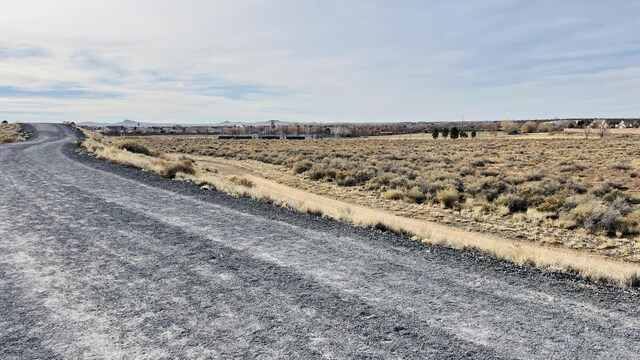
left=226, top=175, right=255, bottom=188
left=79, top=131, right=195, bottom=179
left=436, top=188, right=459, bottom=209
left=0, top=123, right=27, bottom=143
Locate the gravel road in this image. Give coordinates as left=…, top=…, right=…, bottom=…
left=1, top=123, right=638, bottom=359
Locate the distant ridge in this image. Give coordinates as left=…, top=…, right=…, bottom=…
left=77, top=119, right=301, bottom=127
left=78, top=119, right=144, bottom=127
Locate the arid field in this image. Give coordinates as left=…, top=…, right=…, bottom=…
left=78, top=127, right=640, bottom=286
left=118, top=132, right=640, bottom=263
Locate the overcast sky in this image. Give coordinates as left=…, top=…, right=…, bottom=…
left=1, top=1, right=639, bottom=124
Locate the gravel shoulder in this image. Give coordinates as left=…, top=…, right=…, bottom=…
left=1, top=123, right=638, bottom=359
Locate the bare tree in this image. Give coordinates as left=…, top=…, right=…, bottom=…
left=487, top=123, right=498, bottom=137
left=583, top=120, right=592, bottom=139
left=596, top=119, right=608, bottom=139
left=537, top=122, right=550, bottom=133
left=520, top=121, right=538, bottom=133
left=500, top=120, right=517, bottom=134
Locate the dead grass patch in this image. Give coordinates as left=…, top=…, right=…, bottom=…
left=0, top=123, right=27, bottom=143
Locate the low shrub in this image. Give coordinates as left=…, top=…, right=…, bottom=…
left=371, top=173, right=394, bottom=187
left=306, top=208, right=324, bottom=217
left=383, top=189, right=404, bottom=200
left=337, top=176, right=358, bottom=186
left=459, top=165, right=475, bottom=176
left=479, top=169, right=500, bottom=177
left=476, top=198, right=496, bottom=214
left=524, top=170, right=546, bottom=182
left=606, top=181, right=629, bottom=191
left=591, top=182, right=613, bottom=197
left=618, top=211, right=640, bottom=235
left=515, top=183, right=546, bottom=207
left=404, top=186, right=427, bottom=203
left=468, top=178, right=507, bottom=202
left=258, top=194, right=274, bottom=204
left=563, top=202, right=601, bottom=229
left=307, top=169, right=326, bottom=180
left=504, top=175, right=525, bottom=185
left=559, top=162, right=588, bottom=172
left=495, top=194, right=528, bottom=213
left=388, top=175, right=409, bottom=189
left=609, top=162, right=632, bottom=171
left=118, top=141, right=154, bottom=156
left=540, top=190, right=638, bottom=234
left=335, top=169, right=370, bottom=186
left=563, top=201, right=625, bottom=234
left=163, top=160, right=196, bottom=179
left=293, top=160, right=313, bottom=174
left=227, top=175, right=255, bottom=188
left=436, top=188, right=459, bottom=208
left=609, top=197, right=632, bottom=215
left=0, top=136, right=18, bottom=144
left=537, top=192, right=567, bottom=212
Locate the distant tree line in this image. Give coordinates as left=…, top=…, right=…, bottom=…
left=431, top=127, right=477, bottom=139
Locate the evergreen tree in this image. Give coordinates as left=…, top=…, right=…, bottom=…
left=450, top=127, right=459, bottom=139
left=471, top=130, right=477, bottom=139
left=441, top=128, right=450, bottom=139
left=431, top=128, right=439, bottom=139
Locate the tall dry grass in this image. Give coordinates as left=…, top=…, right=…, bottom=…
left=79, top=131, right=195, bottom=178
left=0, top=123, right=26, bottom=143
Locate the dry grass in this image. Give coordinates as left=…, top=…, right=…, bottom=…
left=126, top=134, right=640, bottom=260
left=77, top=128, right=640, bottom=287
left=178, top=157, right=640, bottom=287
left=79, top=131, right=196, bottom=179
left=0, top=123, right=27, bottom=143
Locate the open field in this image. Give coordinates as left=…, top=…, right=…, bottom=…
left=0, top=123, right=27, bottom=143
left=78, top=127, right=640, bottom=286
left=127, top=133, right=640, bottom=261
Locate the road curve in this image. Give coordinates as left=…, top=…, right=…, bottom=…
left=1, top=123, right=638, bottom=359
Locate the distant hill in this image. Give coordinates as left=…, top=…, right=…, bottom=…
left=77, top=119, right=299, bottom=127
left=78, top=119, right=146, bottom=127
left=121, top=119, right=139, bottom=127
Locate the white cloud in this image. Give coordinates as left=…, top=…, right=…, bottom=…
left=0, top=0, right=639, bottom=123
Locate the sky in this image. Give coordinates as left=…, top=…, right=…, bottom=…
left=0, top=0, right=639, bottom=124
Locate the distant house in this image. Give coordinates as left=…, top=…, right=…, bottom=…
left=105, top=125, right=124, bottom=134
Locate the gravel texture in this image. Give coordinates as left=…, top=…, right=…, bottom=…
left=0, top=123, right=638, bottom=359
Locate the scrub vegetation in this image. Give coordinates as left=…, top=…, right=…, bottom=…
left=77, top=127, right=640, bottom=287
left=0, top=123, right=27, bottom=143
left=128, top=134, right=640, bottom=262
